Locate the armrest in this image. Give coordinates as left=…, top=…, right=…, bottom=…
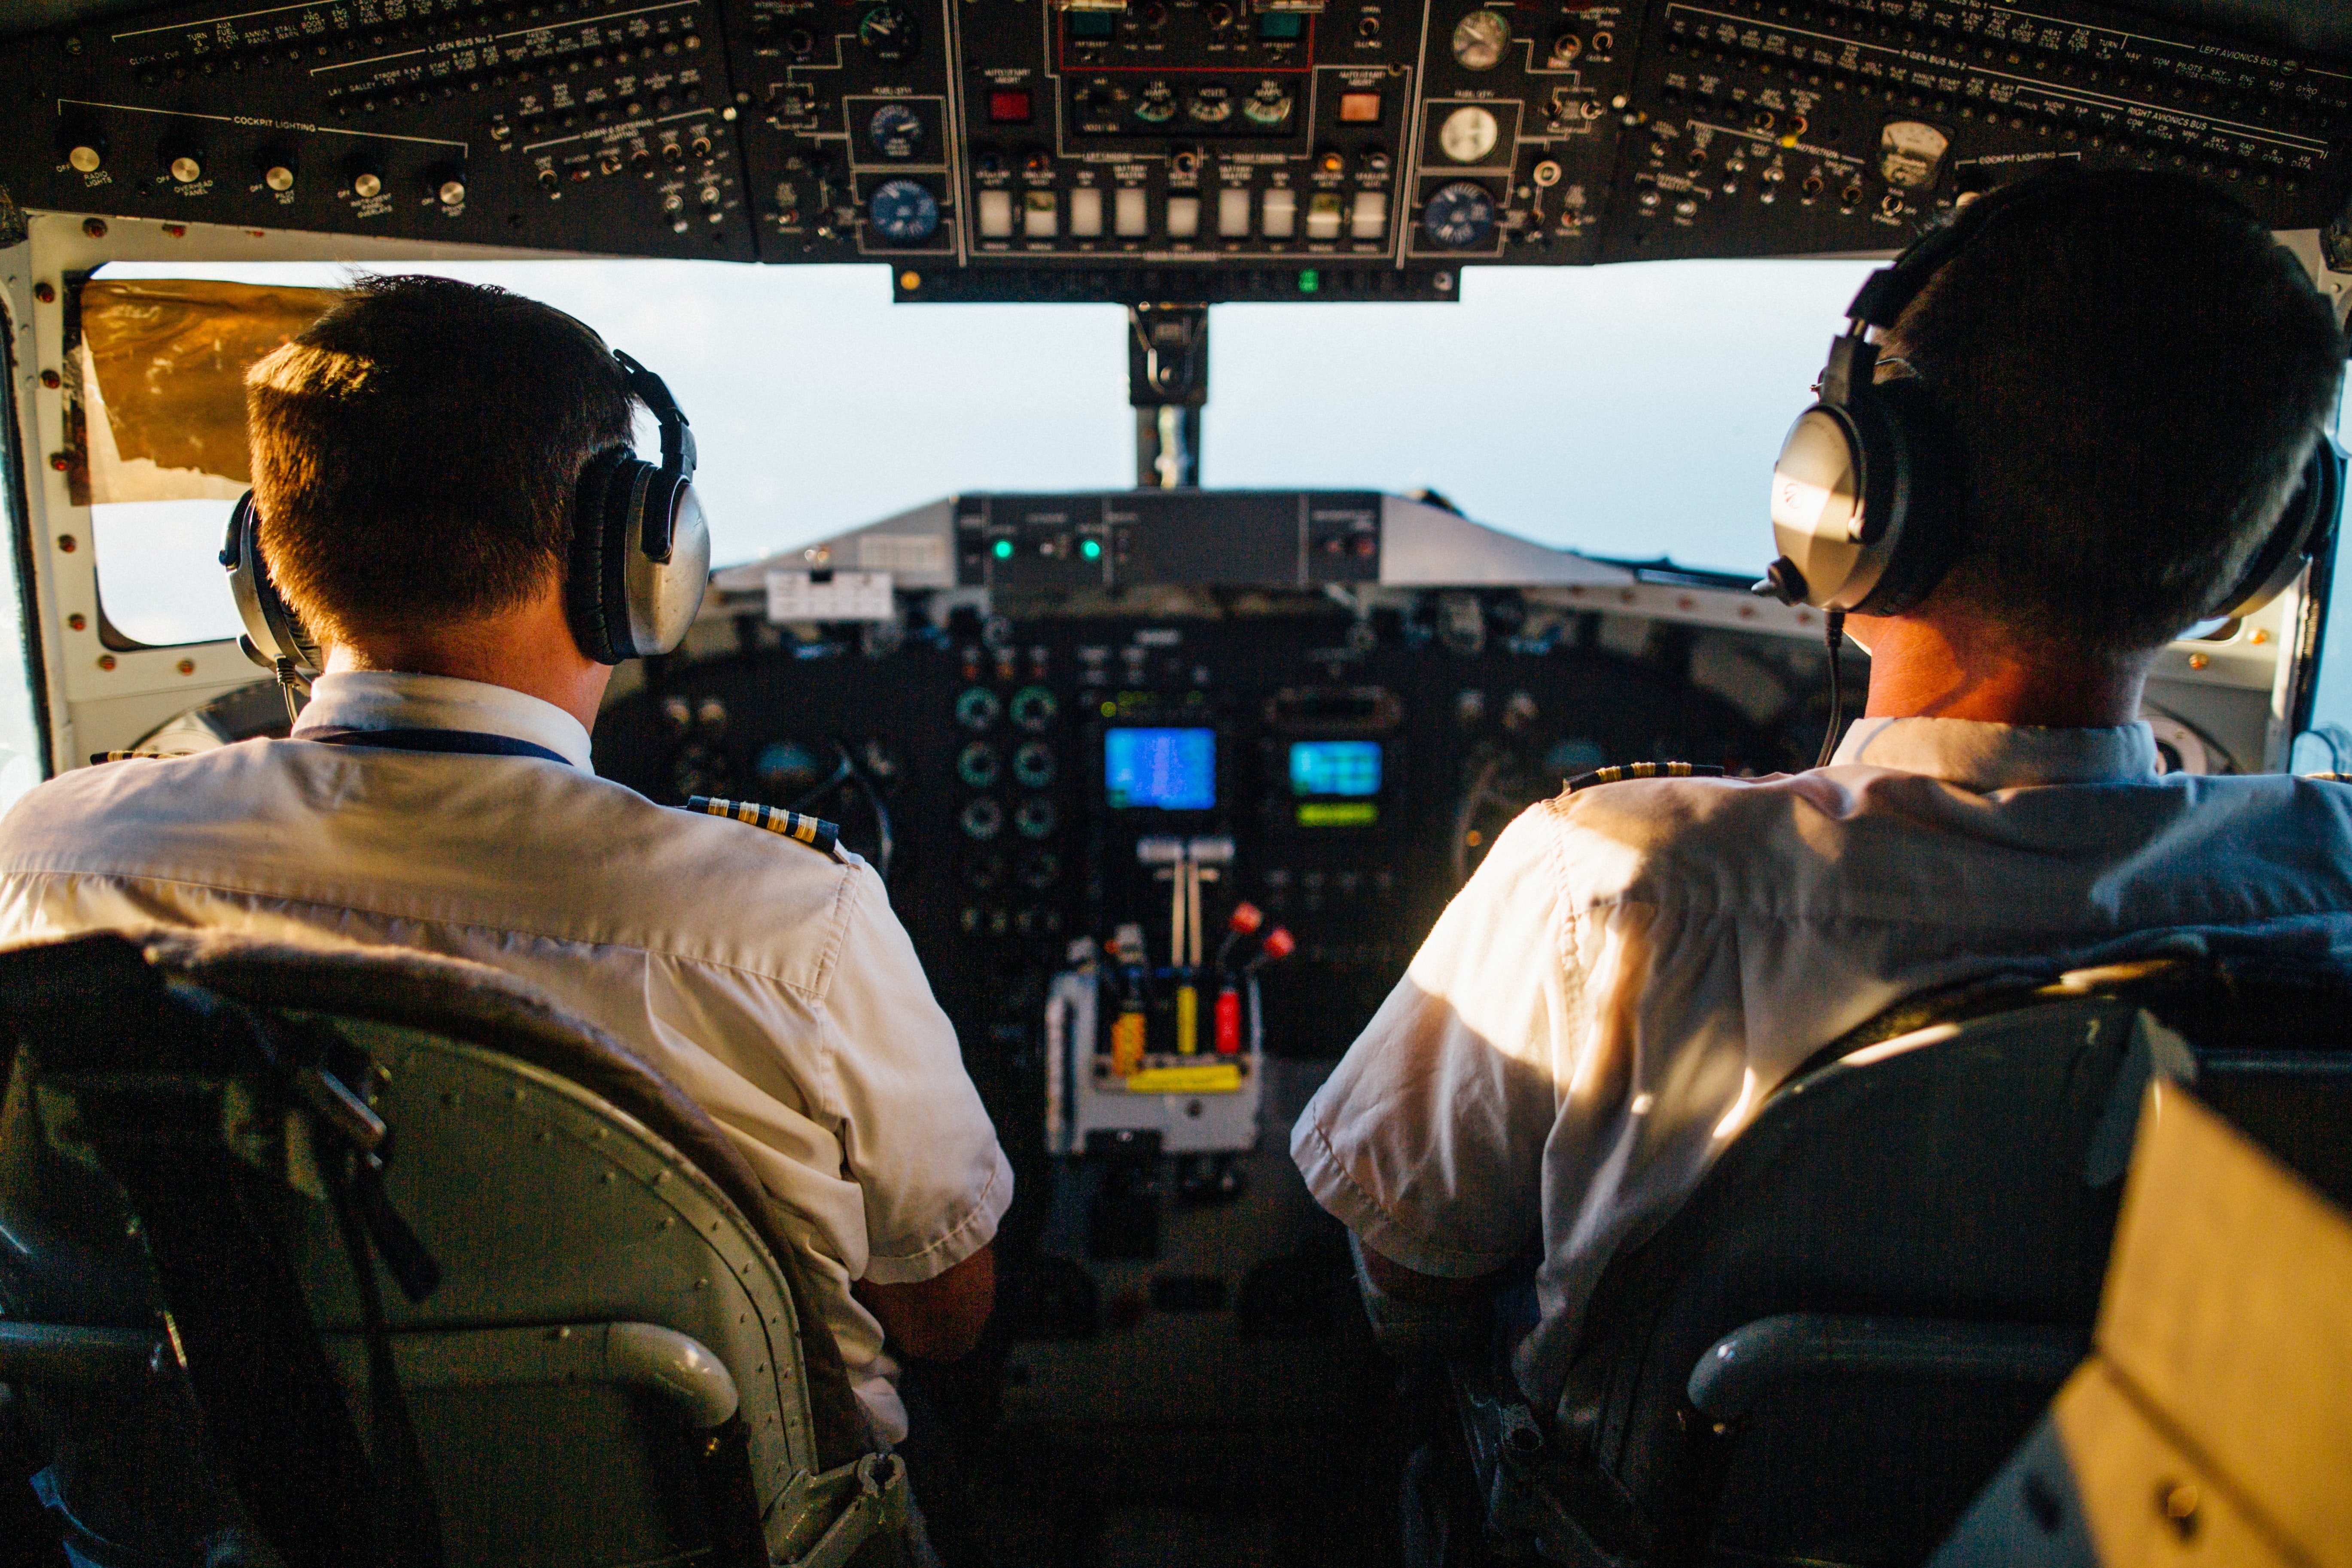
left=321, top=1321, right=741, bottom=1430
left=0, top=1323, right=162, bottom=1390
left=1686, top=1314, right=2084, bottom=1422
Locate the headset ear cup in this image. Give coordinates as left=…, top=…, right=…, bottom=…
left=224, top=489, right=323, bottom=676
left=2204, top=436, right=2343, bottom=623
left=568, top=449, right=631, bottom=665
left=1847, top=378, right=1966, bottom=617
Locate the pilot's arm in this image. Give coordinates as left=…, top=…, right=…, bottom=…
left=820, top=859, right=1015, bottom=1361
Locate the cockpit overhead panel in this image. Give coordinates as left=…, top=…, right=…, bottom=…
left=0, top=0, right=2345, bottom=301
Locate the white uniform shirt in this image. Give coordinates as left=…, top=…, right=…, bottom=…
left=1292, top=715, right=2352, bottom=1413
left=0, top=671, right=1013, bottom=1443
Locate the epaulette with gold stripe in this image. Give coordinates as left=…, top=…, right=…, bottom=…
left=685, top=795, right=842, bottom=856
left=1563, top=761, right=1727, bottom=795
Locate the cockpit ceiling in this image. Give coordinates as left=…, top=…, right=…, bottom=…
left=3, top=0, right=2349, bottom=302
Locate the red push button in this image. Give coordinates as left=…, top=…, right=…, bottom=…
left=989, top=88, right=1033, bottom=124
left=1339, top=91, right=1382, bottom=123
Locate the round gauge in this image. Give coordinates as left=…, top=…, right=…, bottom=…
left=1189, top=85, right=1234, bottom=124
left=1134, top=80, right=1179, bottom=124
left=868, top=179, right=940, bottom=243
left=957, top=741, right=1001, bottom=789
left=1438, top=104, right=1500, bottom=164
left=857, top=3, right=919, bottom=61
left=1421, top=181, right=1498, bottom=248
left=1878, top=119, right=1951, bottom=190
left=1244, top=82, right=1295, bottom=126
left=1010, top=685, right=1059, bottom=730
left=1450, top=10, right=1511, bottom=70
left=1014, top=741, right=1057, bottom=789
left=868, top=103, right=925, bottom=158
left=1015, top=797, right=1058, bottom=839
left=960, top=797, right=1004, bottom=841
left=957, top=686, right=1002, bottom=730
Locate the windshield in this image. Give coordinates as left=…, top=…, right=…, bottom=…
left=73, top=256, right=2352, bottom=745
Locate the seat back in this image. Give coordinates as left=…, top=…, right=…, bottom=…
left=1560, top=955, right=2352, bottom=1568
left=0, top=931, right=887, bottom=1568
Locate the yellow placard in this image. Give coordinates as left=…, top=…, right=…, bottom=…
left=1126, top=1063, right=1243, bottom=1095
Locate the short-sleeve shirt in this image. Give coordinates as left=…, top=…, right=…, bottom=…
left=1292, top=716, right=2352, bottom=1414
left=0, top=670, right=1013, bottom=1443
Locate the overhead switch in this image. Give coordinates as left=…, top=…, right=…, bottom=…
left=978, top=188, right=1015, bottom=237
left=1024, top=190, right=1059, bottom=237
left=1261, top=187, right=1296, bottom=237
left=1115, top=186, right=1149, bottom=235
left=1304, top=192, right=1342, bottom=240
left=1070, top=187, right=1105, bottom=235
left=1218, top=187, right=1251, bottom=237
left=1166, top=195, right=1200, bottom=237
left=1349, top=190, right=1386, bottom=239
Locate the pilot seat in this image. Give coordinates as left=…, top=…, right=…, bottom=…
left=1404, top=949, right=2352, bottom=1568
left=0, top=929, right=914, bottom=1568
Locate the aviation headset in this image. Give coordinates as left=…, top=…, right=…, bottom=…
left=1763, top=174, right=2346, bottom=624
left=223, top=331, right=713, bottom=692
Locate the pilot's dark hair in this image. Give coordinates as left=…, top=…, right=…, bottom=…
left=1882, top=169, right=2345, bottom=651
left=245, top=273, right=634, bottom=642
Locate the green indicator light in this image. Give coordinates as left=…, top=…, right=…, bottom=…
left=992, top=539, right=1014, bottom=560
left=1298, top=269, right=1320, bottom=294
left=1081, top=538, right=1103, bottom=560
left=1100, top=700, right=1118, bottom=718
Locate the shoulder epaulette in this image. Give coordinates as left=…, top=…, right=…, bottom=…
left=91, top=751, right=166, bottom=765
left=1563, top=761, right=1727, bottom=795
left=2302, top=772, right=2352, bottom=784
left=685, top=795, right=842, bottom=856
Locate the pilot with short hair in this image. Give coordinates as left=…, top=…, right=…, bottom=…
left=0, top=274, right=1010, bottom=1452
left=1292, top=170, right=2352, bottom=1414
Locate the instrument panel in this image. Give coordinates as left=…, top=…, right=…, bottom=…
left=1, top=0, right=2345, bottom=300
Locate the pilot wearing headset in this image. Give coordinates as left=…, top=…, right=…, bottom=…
left=0, top=275, right=1009, bottom=1457
left=1290, top=169, right=2352, bottom=1414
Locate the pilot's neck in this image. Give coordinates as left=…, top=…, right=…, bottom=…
left=320, top=583, right=613, bottom=734
left=1846, top=606, right=2152, bottom=730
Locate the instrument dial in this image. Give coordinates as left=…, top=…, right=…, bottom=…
left=1421, top=181, right=1498, bottom=248
left=1189, top=85, right=1234, bottom=125
left=868, top=104, right=925, bottom=158
left=1134, top=81, right=1179, bottom=124
left=1244, top=82, right=1295, bottom=127
left=858, top=4, right=919, bottom=61
left=1010, top=685, right=1059, bottom=731
left=1438, top=105, right=1500, bottom=164
left=957, top=741, right=1002, bottom=789
left=868, top=179, right=941, bottom=244
left=957, top=687, right=1003, bottom=730
left=1878, top=119, right=1951, bottom=190
left=1450, top=10, right=1511, bottom=70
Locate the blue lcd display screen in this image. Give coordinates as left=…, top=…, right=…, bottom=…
left=1105, top=728, right=1217, bottom=810
left=1290, top=740, right=1383, bottom=798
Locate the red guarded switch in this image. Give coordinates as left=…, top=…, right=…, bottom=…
left=1215, top=986, right=1243, bottom=1053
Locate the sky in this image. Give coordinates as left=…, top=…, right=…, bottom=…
left=42, top=255, right=2352, bottom=752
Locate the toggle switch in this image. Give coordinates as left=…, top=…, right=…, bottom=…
left=1166, top=193, right=1200, bottom=237
left=1070, top=186, right=1104, bottom=235
left=1349, top=189, right=1387, bottom=240
left=1023, top=189, right=1058, bottom=237
left=1304, top=192, right=1343, bottom=239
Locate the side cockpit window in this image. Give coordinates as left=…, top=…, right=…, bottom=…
left=67, top=278, right=335, bottom=648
